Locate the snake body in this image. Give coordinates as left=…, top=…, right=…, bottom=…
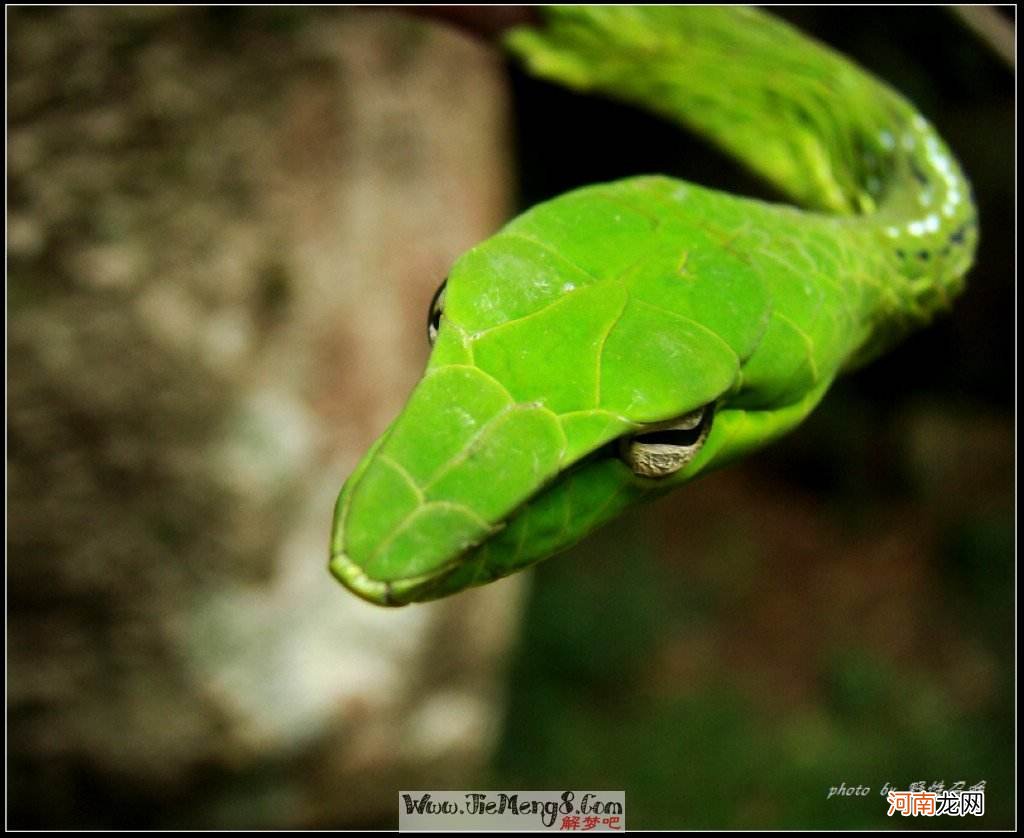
left=330, top=8, right=977, bottom=605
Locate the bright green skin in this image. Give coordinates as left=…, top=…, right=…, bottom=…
left=330, top=8, right=977, bottom=605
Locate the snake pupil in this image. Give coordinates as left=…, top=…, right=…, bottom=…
left=634, top=424, right=704, bottom=447
left=427, top=278, right=447, bottom=345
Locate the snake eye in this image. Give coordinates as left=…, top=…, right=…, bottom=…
left=427, top=278, right=447, bottom=346
left=619, top=404, right=714, bottom=479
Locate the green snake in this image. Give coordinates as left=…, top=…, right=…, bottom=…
left=330, top=7, right=977, bottom=606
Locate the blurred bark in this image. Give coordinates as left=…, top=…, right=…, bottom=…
left=951, top=6, right=1015, bottom=69
left=403, top=6, right=538, bottom=39
left=8, top=7, right=524, bottom=828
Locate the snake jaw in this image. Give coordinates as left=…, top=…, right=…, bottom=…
left=329, top=548, right=464, bottom=607
left=329, top=551, right=395, bottom=605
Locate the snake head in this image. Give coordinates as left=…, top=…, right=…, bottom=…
left=331, top=178, right=831, bottom=605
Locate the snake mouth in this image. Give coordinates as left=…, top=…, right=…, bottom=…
left=329, top=437, right=647, bottom=607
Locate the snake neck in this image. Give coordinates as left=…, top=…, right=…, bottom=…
left=841, top=113, right=977, bottom=367
left=504, top=7, right=978, bottom=363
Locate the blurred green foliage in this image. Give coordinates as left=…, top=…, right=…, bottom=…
left=492, top=505, right=1012, bottom=828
